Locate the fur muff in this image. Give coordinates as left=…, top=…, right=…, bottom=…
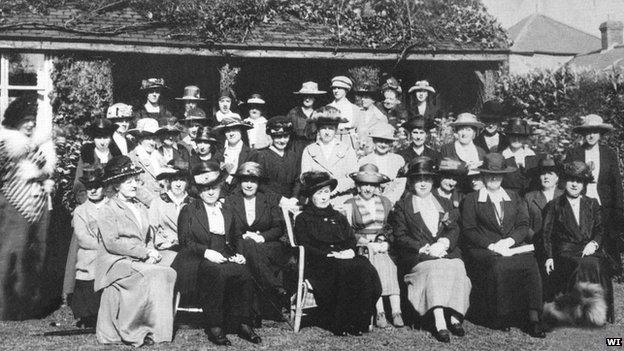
left=543, top=282, right=607, bottom=327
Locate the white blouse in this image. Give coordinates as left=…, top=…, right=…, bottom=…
left=244, top=197, right=256, bottom=225
left=454, top=141, right=480, bottom=165
left=203, top=203, right=225, bottom=235
left=413, top=194, right=440, bottom=236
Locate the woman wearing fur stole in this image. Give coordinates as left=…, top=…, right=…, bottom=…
left=0, top=97, right=56, bottom=320
left=541, top=161, right=614, bottom=326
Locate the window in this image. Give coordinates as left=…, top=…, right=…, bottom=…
left=0, top=53, right=53, bottom=122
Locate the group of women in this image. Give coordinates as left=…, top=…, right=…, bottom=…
left=37, top=75, right=621, bottom=347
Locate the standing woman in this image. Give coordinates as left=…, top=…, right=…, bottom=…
left=390, top=157, right=471, bottom=343
left=213, top=116, right=258, bottom=194
left=172, top=161, right=259, bottom=346
left=189, top=126, right=221, bottom=170
left=295, top=172, right=381, bottom=336
left=127, top=118, right=163, bottom=206
left=106, top=103, right=135, bottom=156
left=287, top=81, right=325, bottom=147
left=300, top=106, right=358, bottom=206
left=541, top=161, right=614, bottom=326
left=155, top=117, right=190, bottom=166
left=461, top=153, right=545, bottom=337
left=0, top=97, right=56, bottom=320
left=407, top=80, right=440, bottom=123
left=474, top=100, right=509, bottom=153
left=134, top=78, right=174, bottom=125
left=398, top=117, right=440, bottom=164
left=501, top=118, right=539, bottom=196
left=565, top=114, right=624, bottom=276
left=524, top=156, right=563, bottom=245
left=95, top=156, right=176, bottom=347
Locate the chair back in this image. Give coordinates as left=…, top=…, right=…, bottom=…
left=281, top=205, right=302, bottom=247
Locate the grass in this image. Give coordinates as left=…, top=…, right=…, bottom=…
left=0, top=282, right=622, bottom=351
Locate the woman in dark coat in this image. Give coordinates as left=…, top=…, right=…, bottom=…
left=524, top=156, right=563, bottom=244
left=286, top=81, right=324, bottom=148
left=501, top=118, right=540, bottom=196
left=134, top=78, right=174, bottom=125
left=172, top=161, right=260, bottom=346
left=295, top=171, right=381, bottom=336
left=541, top=161, right=614, bottom=326
left=461, top=153, right=545, bottom=337
left=390, top=157, right=471, bottom=342
left=188, top=126, right=220, bottom=170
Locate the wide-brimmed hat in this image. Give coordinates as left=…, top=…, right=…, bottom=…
left=233, top=161, right=267, bottom=181
left=478, top=100, right=506, bottom=123
left=349, top=163, right=390, bottom=184
left=1, top=97, right=36, bottom=129
left=140, top=78, right=169, bottom=91
left=79, top=167, right=104, bottom=189
left=330, top=76, right=353, bottom=90
left=505, top=118, right=533, bottom=136
left=408, top=80, right=436, bottom=94
left=572, top=114, right=614, bottom=134
left=380, top=76, right=402, bottom=94
left=561, top=161, right=594, bottom=183
left=106, top=103, right=133, bottom=120
left=85, top=118, right=118, bottom=138
left=478, top=153, right=517, bottom=174
left=127, top=118, right=159, bottom=139
left=403, top=116, right=435, bottom=132
left=156, top=160, right=190, bottom=181
left=175, top=85, right=206, bottom=101
left=536, top=155, right=560, bottom=175
left=438, top=157, right=468, bottom=177
left=179, top=107, right=209, bottom=125
left=449, top=113, right=485, bottom=129
left=300, top=171, right=338, bottom=197
left=294, top=81, right=326, bottom=95
left=369, top=123, right=397, bottom=141
left=406, top=156, right=438, bottom=177
left=102, top=155, right=144, bottom=184
left=309, top=106, right=348, bottom=125
left=212, top=116, right=253, bottom=133
left=243, top=94, right=266, bottom=107
left=192, top=161, right=228, bottom=186
left=155, top=117, right=182, bottom=137
left=195, top=126, right=219, bottom=144
left=266, top=115, right=293, bottom=136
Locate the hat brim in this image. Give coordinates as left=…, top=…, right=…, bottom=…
left=301, top=179, right=338, bottom=197
left=103, top=169, right=144, bottom=185
left=370, top=134, right=398, bottom=141
left=438, top=169, right=468, bottom=177
left=175, top=97, right=206, bottom=101
left=406, top=171, right=437, bottom=178
left=293, top=90, right=326, bottom=95
left=180, top=118, right=209, bottom=125
left=86, top=125, right=118, bottom=138
left=572, top=125, right=614, bottom=133
left=478, top=166, right=517, bottom=174
left=107, top=115, right=134, bottom=121
left=140, top=85, right=169, bottom=91
left=349, top=172, right=391, bottom=184
left=310, top=117, right=349, bottom=125
left=195, top=137, right=220, bottom=144
left=505, top=131, right=534, bottom=136
left=156, top=170, right=188, bottom=181
left=479, top=113, right=505, bottom=122
left=449, top=121, right=485, bottom=129
left=127, top=130, right=156, bottom=138
left=408, top=86, right=436, bottom=94
left=233, top=173, right=269, bottom=181
left=213, top=122, right=254, bottom=133
left=80, top=180, right=104, bottom=189
left=155, top=128, right=182, bottom=136
left=194, top=169, right=229, bottom=187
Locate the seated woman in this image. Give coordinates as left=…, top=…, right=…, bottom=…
left=94, top=156, right=176, bottom=347
left=295, top=171, right=381, bottom=336
left=461, top=153, right=545, bottom=337
left=343, top=164, right=403, bottom=329
left=224, top=162, right=289, bottom=318
left=172, top=161, right=260, bottom=346
left=390, top=157, right=471, bottom=343
left=541, top=161, right=614, bottom=326
left=148, top=161, right=191, bottom=267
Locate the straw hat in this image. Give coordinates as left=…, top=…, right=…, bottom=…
left=449, top=113, right=485, bottom=129
left=369, top=123, right=397, bottom=141
left=330, top=76, right=353, bottom=90
left=408, top=80, right=436, bottom=94
left=478, top=153, right=516, bottom=174
left=294, top=81, right=326, bottom=95
left=156, top=160, right=190, bottom=181
left=179, top=108, right=209, bottom=125
left=127, top=118, right=159, bottom=139
left=243, top=94, right=266, bottom=106
left=380, top=76, right=402, bottom=93
left=175, top=85, right=206, bottom=101
left=438, top=157, right=468, bottom=177
left=106, top=103, right=133, bottom=120
left=102, top=156, right=144, bottom=184
left=309, top=106, right=348, bottom=125
left=300, top=171, right=338, bottom=197
left=572, top=114, right=614, bottom=134
left=140, top=78, right=168, bottom=91
left=349, top=163, right=391, bottom=184
left=212, top=116, right=253, bottom=133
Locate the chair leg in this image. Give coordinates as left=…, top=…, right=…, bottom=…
left=174, top=291, right=181, bottom=316
left=294, top=283, right=305, bottom=333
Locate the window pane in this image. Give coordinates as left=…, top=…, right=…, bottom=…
left=9, top=53, right=43, bottom=86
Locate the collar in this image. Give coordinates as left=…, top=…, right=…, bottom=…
left=436, top=188, right=452, bottom=199
left=225, top=140, right=244, bottom=151
left=269, top=145, right=285, bottom=157
left=454, top=140, right=476, bottom=150
left=566, top=195, right=581, bottom=205
left=162, top=191, right=189, bottom=205
left=501, top=146, right=535, bottom=159
left=412, top=194, right=444, bottom=213
left=144, top=103, right=160, bottom=113
left=412, top=145, right=425, bottom=155
left=478, top=188, right=511, bottom=202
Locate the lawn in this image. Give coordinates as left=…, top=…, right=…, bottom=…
left=0, top=283, right=622, bottom=351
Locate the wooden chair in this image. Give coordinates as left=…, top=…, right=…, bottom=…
left=174, top=292, right=202, bottom=315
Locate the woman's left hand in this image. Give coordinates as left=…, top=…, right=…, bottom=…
left=582, top=241, right=598, bottom=257
left=229, top=254, right=246, bottom=265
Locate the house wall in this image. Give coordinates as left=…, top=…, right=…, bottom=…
left=509, top=53, right=574, bottom=75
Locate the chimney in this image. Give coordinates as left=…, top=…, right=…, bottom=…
left=599, top=21, right=623, bottom=50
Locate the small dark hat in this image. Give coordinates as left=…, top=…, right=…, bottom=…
left=478, top=153, right=517, bottom=174
left=505, top=118, right=533, bottom=136
left=192, top=161, right=228, bottom=186
left=156, top=160, right=190, bottom=181
left=85, top=118, right=118, bottom=138
left=479, top=100, right=506, bottom=123
left=102, top=155, right=144, bottom=184
left=438, top=157, right=468, bottom=177
left=561, top=161, right=594, bottom=183
left=212, top=115, right=254, bottom=134
left=300, top=171, right=338, bottom=197
left=2, top=97, right=37, bottom=129
left=195, top=126, right=219, bottom=143
left=140, top=78, right=169, bottom=91
left=403, top=116, right=435, bottom=132
left=349, top=163, right=391, bottom=184
left=354, top=83, right=380, bottom=99
left=309, top=106, right=348, bottom=126
left=79, top=167, right=104, bottom=189
left=155, top=117, right=182, bottom=137
left=537, top=155, right=560, bottom=175
left=233, top=161, right=267, bottom=181
left=266, top=115, right=293, bottom=136
left=405, top=156, right=438, bottom=177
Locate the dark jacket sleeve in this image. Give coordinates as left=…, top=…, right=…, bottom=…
left=541, top=201, right=556, bottom=259
left=461, top=194, right=492, bottom=249
left=509, top=195, right=530, bottom=245
left=389, top=201, right=425, bottom=252
left=178, top=205, right=211, bottom=256
left=259, top=197, right=285, bottom=242
left=606, top=148, right=624, bottom=221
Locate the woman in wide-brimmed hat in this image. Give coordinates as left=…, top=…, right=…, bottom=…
left=461, top=153, right=546, bottom=337
left=287, top=81, right=325, bottom=145
left=295, top=171, right=381, bottom=336
left=127, top=118, right=164, bottom=205
left=378, top=75, right=409, bottom=130
left=179, top=107, right=214, bottom=152
left=407, top=80, right=441, bottom=123
left=188, top=126, right=220, bottom=170
left=440, top=113, right=487, bottom=180
left=171, top=161, right=260, bottom=346
left=94, top=155, right=176, bottom=347
left=500, top=118, right=540, bottom=195
left=565, top=114, right=623, bottom=276
left=541, top=160, right=615, bottom=326
left=106, top=103, right=135, bottom=155
left=435, top=157, right=468, bottom=208
left=176, top=85, right=206, bottom=117
left=242, top=94, right=271, bottom=149
left=474, top=100, right=510, bottom=153
left=389, top=156, right=471, bottom=342
left=224, top=162, right=289, bottom=320
left=134, top=78, right=174, bottom=125
left=156, top=117, right=190, bottom=166
left=328, top=75, right=360, bottom=149
left=398, top=116, right=440, bottom=165
left=300, top=105, right=358, bottom=206
left=343, top=164, right=403, bottom=329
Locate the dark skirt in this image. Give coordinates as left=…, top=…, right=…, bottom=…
left=464, top=249, right=543, bottom=327
left=306, top=256, right=382, bottom=331
left=70, top=279, right=101, bottom=320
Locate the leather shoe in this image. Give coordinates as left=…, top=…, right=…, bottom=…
left=207, top=327, right=231, bottom=346
left=433, top=329, right=450, bottom=343
left=527, top=322, right=546, bottom=338
left=448, top=323, right=465, bottom=337
left=239, top=323, right=262, bottom=344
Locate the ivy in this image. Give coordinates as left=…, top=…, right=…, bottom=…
left=1, top=0, right=509, bottom=51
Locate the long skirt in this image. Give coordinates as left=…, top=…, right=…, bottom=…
left=465, top=250, right=543, bottom=326
left=71, top=279, right=101, bottom=320
left=367, top=250, right=400, bottom=296
left=404, top=258, right=471, bottom=316
left=0, top=193, right=49, bottom=320
left=62, top=234, right=79, bottom=298
left=96, top=261, right=176, bottom=347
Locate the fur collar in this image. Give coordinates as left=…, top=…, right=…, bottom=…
left=0, top=127, right=56, bottom=178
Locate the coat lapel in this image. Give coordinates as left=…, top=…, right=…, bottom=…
left=579, top=196, right=592, bottom=238
left=560, top=197, right=582, bottom=236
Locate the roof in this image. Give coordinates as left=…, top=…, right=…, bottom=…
left=0, top=5, right=508, bottom=61
left=567, top=45, right=624, bottom=71
left=508, top=14, right=601, bottom=55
